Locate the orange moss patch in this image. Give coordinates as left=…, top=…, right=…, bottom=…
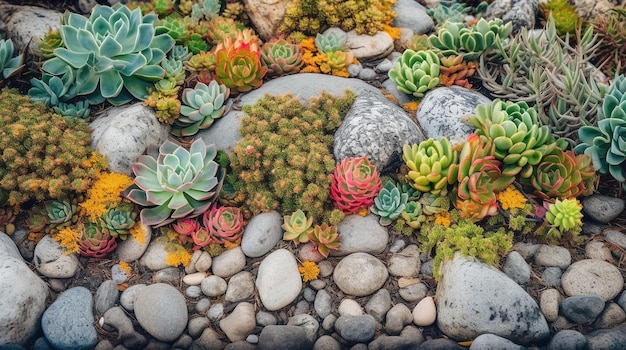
left=434, top=211, right=451, bottom=228
left=383, top=25, right=401, bottom=40
left=118, top=261, right=132, bottom=275
left=53, top=226, right=80, bottom=254
left=80, top=171, right=134, bottom=221
left=498, top=185, right=527, bottom=211
left=129, top=224, right=147, bottom=244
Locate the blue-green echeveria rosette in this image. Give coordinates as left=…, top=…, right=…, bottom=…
left=371, top=181, right=409, bottom=226
left=42, top=4, right=175, bottom=105
left=173, top=80, right=230, bottom=137
left=126, top=139, right=224, bottom=227
left=575, top=75, right=626, bottom=188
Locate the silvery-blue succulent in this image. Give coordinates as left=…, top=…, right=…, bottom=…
left=371, top=181, right=409, bottom=226
left=0, top=38, right=23, bottom=80
left=173, top=80, right=230, bottom=137
left=126, top=139, right=224, bottom=227
left=42, top=4, right=175, bottom=105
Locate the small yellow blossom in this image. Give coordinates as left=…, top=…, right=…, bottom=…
left=165, top=243, right=192, bottom=267
left=498, top=186, right=527, bottom=211
left=299, top=261, right=320, bottom=282
left=80, top=171, right=134, bottom=221
left=53, top=227, right=80, bottom=255
left=118, top=261, right=132, bottom=275
left=403, top=101, right=420, bottom=112
left=434, top=211, right=451, bottom=228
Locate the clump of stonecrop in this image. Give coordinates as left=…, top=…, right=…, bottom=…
left=229, top=90, right=355, bottom=223
left=298, top=36, right=352, bottom=78
left=540, top=0, right=580, bottom=37
left=575, top=74, right=626, bottom=190
left=0, top=89, right=105, bottom=208
left=540, top=198, right=584, bottom=243
left=279, top=0, right=396, bottom=37
left=330, top=156, right=383, bottom=215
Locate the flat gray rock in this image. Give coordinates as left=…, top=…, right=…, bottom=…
left=41, top=287, right=98, bottom=350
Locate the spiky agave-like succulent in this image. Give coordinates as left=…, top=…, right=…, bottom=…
left=402, top=138, right=457, bottom=196
left=202, top=204, right=244, bottom=244
left=469, top=99, right=562, bottom=178
left=126, top=139, right=224, bottom=227
left=261, top=38, right=304, bottom=77
left=174, top=80, right=230, bottom=137
left=282, top=209, right=314, bottom=244
left=42, top=4, right=175, bottom=105
left=215, top=47, right=267, bottom=95
left=308, top=222, right=341, bottom=258
left=329, top=156, right=383, bottom=215
left=78, top=222, right=118, bottom=258
left=388, top=49, right=440, bottom=98
left=448, top=134, right=514, bottom=221
left=575, top=74, right=626, bottom=189
left=525, top=148, right=595, bottom=199
left=371, top=181, right=409, bottom=226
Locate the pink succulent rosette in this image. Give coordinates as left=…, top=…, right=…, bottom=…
left=203, top=204, right=244, bottom=244
left=172, top=218, right=200, bottom=245
left=330, top=156, right=382, bottom=215
left=191, top=228, right=211, bottom=250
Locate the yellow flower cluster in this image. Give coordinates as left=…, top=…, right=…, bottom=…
left=165, top=243, right=192, bottom=267
left=299, top=261, right=320, bottom=282
left=434, top=211, right=451, bottom=228
left=129, top=223, right=147, bottom=244
left=53, top=227, right=80, bottom=254
left=497, top=185, right=527, bottom=211
left=224, top=237, right=241, bottom=249
left=80, top=172, right=134, bottom=221
left=298, top=38, right=350, bottom=77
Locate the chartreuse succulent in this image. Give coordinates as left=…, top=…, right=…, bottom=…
left=393, top=200, right=426, bottom=235
left=0, top=38, right=24, bottom=81
left=174, top=80, right=230, bottom=137
left=575, top=74, right=626, bottom=189
left=543, top=198, right=584, bottom=243
left=126, top=139, right=224, bottom=227
left=308, top=223, right=341, bottom=258
left=282, top=209, right=314, bottom=245
left=388, top=50, right=440, bottom=98
left=41, top=4, right=175, bottom=105
left=447, top=134, right=514, bottom=221
left=429, top=18, right=512, bottom=61
left=261, top=38, right=304, bottom=77
left=402, top=138, right=457, bottom=196
left=330, top=157, right=383, bottom=215
left=469, top=99, right=565, bottom=178
left=371, top=181, right=409, bottom=226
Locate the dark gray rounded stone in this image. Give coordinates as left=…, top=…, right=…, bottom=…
left=548, top=330, right=588, bottom=350
left=586, top=325, right=626, bottom=350
left=334, top=314, right=377, bottom=343
left=257, top=325, right=312, bottom=350
left=560, top=294, right=606, bottom=324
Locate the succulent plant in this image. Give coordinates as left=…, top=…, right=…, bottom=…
left=429, top=18, right=512, bottom=61
left=186, top=33, right=210, bottom=54
left=156, top=15, right=190, bottom=45
left=308, top=222, right=341, bottom=258
left=153, top=0, right=175, bottom=15
left=126, top=139, right=224, bottom=227
left=173, top=81, right=230, bottom=137
left=400, top=201, right=426, bottom=229
left=172, top=217, right=200, bottom=235
left=161, top=57, right=186, bottom=84
left=215, top=47, right=267, bottom=94
left=545, top=198, right=583, bottom=232
left=591, top=8, right=626, bottom=77
left=78, top=222, right=118, bottom=258
left=214, top=28, right=262, bottom=58
left=206, top=16, right=239, bottom=44
left=184, top=51, right=217, bottom=73
left=406, top=34, right=431, bottom=52
left=524, top=148, right=594, bottom=199
left=469, top=99, right=562, bottom=178
left=0, top=38, right=24, bottom=81
left=439, top=54, right=476, bottom=89
left=426, top=0, right=470, bottom=26
left=388, top=49, right=440, bottom=98
left=575, top=75, right=626, bottom=189
left=402, top=138, right=457, bottom=196
left=314, top=31, right=348, bottom=53
left=419, top=192, right=451, bottom=215
left=203, top=204, right=244, bottom=244
left=540, top=0, right=580, bottom=37
left=190, top=227, right=211, bottom=248
left=45, top=199, right=77, bottom=227
left=330, top=156, right=383, bottom=215
left=261, top=38, right=304, bottom=77
left=282, top=209, right=314, bottom=244
left=448, top=134, right=514, bottom=221
left=34, top=27, right=64, bottom=60
left=99, top=207, right=137, bottom=239
left=42, top=4, right=175, bottom=105
left=371, top=181, right=409, bottom=226
left=28, top=73, right=76, bottom=107
left=0, top=206, right=18, bottom=235
left=191, top=0, right=221, bottom=21
left=52, top=100, right=91, bottom=119
left=170, top=44, right=193, bottom=62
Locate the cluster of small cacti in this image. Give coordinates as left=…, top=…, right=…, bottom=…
left=229, top=91, right=355, bottom=223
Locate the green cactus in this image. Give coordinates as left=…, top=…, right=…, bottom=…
left=389, top=50, right=440, bottom=98
left=371, top=181, right=409, bottom=226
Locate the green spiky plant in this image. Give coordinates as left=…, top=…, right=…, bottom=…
left=0, top=89, right=105, bottom=208
left=590, top=7, right=626, bottom=78
left=229, top=90, right=355, bottom=223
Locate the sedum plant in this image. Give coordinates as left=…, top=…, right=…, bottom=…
left=447, top=134, right=514, bottom=221
left=282, top=209, right=314, bottom=245
left=402, top=138, right=457, bottom=196
left=393, top=200, right=427, bottom=235
left=215, top=47, right=267, bottom=95
left=308, top=222, right=341, bottom=258
left=261, top=38, right=304, bottom=77
left=174, top=80, right=230, bottom=137
left=330, top=157, right=383, bottom=215
left=545, top=198, right=583, bottom=236
left=468, top=99, right=564, bottom=178
left=388, top=49, right=440, bottom=98
left=126, top=139, right=224, bottom=227
left=41, top=4, right=175, bottom=105
left=0, top=38, right=24, bottom=81
left=575, top=74, right=626, bottom=189
left=371, top=181, right=409, bottom=226
left=202, top=204, right=244, bottom=244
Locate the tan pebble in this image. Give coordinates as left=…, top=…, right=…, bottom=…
left=398, top=277, right=420, bottom=288
left=183, top=272, right=207, bottom=286
left=412, top=296, right=436, bottom=326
